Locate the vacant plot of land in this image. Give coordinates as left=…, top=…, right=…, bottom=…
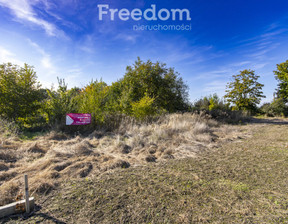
left=1, top=113, right=243, bottom=207
left=1, top=118, right=288, bottom=223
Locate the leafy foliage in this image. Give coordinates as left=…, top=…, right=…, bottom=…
left=0, top=117, right=19, bottom=136
left=118, top=58, right=189, bottom=114
left=274, top=60, right=288, bottom=102
left=131, top=95, right=157, bottom=120
left=193, top=96, right=210, bottom=111
left=77, top=79, right=109, bottom=125
left=224, top=69, right=265, bottom=112
left=44, top=78, right=80, bottom=125
left=260, top=98, right=288, bottom=117
left=3, top=59, right=270, bottom=131
left=0, top=63, right=41, bottom=125
left=193, top=94, right=228, bottom=111
left=192, top=94, right=247, bottom=123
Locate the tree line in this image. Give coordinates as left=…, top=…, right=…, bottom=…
left=0, top=58, right=288, bottom=131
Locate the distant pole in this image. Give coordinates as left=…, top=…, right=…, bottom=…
left=24, top=174, right=30, bottom=213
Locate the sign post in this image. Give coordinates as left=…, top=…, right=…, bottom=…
left=24, top=174, right=30, bottom=213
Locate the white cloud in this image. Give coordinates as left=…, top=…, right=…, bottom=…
left=261, top=29, right=288, bottom=38
left=27, top=39, right=53, bottom=69
left=0, top=0, right=62, bottom=36
left=67, top=68, right=82, bottom=75
left=248, top=43, right=279, bottom=60
left=251, top=63, right=267, bottom=70
left=191, top=60, right=257, bottom=84
left=77, top=35, right=96, bottom=54
left=41, top=56, right=52, bottom=69
left=230, top=61, right=251, bottom=67
left=0, top=46, right=23, bottom=65
left=203, top=80, right=228, bottom=93
left=115, top=33, right=139, bottom=43
left=79, top=46, right=95, bottom=54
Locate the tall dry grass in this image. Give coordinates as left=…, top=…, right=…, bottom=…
left=0, top=113, right=243, bottom=206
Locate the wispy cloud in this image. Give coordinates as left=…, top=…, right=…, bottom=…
left=239, top=21, right=288, bottom=61
left=251, top=63, right=267, bottom=70
left=229, top=61, right=251, bottom=67
left=247, top=43, right=280, bottom=60
left=76, top=35, right=96, bottom=54
left=27, top=39, right=53, bottom=69
left=260, top=29, right=288, bottom=38
left=0, top=46, right=23, bottom=65
left=0, top=0, right=62, bottom=37
left=203, top=80, right=228, bottom=93
left=115, top=33, right=139, bottom=43
left=193, top=60, right=253, bottom=81
left=162, top=43, right=213, bottom=64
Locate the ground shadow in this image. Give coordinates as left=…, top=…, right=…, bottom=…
left=0, top=204, right=67, bottom=224
left=248, top=117, right=288, bottom=125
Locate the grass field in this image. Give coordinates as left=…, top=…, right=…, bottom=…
left=1, top=116, right=288, bottom=223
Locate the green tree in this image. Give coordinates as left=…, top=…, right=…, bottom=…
left=274, top=60, right=288, bottom=102
left=224, top=69, right=265, bottom=112
left=105, top=81, right=124, bottom=113
left=0, top=63, right=41, bottom=123
left=193, top=96, right=210, bottom=111
left=77, top=79, right=109, bottom=124
left=208, top=94, right=227, bottom=111
left=118, top=58, right=189, bottom=115
left=44, top=78, right=80, bottom=125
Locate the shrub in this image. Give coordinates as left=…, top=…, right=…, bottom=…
left=77, top=79, right=109, bottom=125
left=0, top=118, right=19, bottom=137
left=44, top=78, right=80, bottom=127
left=192, top=94, right=229, bottom=112
left=0, top=63, right=42, bottom=126
left=191, top=94, right=249, bottom=123
left=260, top=98, right=288, bottom=117
left=131, top=95, right=158, bottom=120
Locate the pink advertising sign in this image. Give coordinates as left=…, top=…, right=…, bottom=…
left=66, top=113, right=91, bottom=125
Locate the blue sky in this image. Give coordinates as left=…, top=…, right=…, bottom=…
left=0, top=0, right=288, bottom=103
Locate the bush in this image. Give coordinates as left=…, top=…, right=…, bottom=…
left=260, top=98, right=288, bottom=117
left=131, top=95, right=158, bottom=120
left=207, top=110, right=249, bottom=123
left=44, top=78, right=80, bottom=127
left=191, top=94, right=249, bottom=123
left=0, top=63, right=42, bottom=125
left=76, top=80, right=108, bottom=126
left=0, top=118, right=19, bottom=137
left=192, top=94, right=229, bottom=112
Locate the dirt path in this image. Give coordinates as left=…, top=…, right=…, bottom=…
left=1, top=119, right=288, bottom=223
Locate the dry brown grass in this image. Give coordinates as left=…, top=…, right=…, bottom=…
left=0, top=162, right=9, bottom=171
left=0, top=181, right=20, bottom=206
left=19, top=120, right=287, bottom=223
left=0, top=113, right=246, bottom=207
left=45, top=131, right=69, bottom=140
